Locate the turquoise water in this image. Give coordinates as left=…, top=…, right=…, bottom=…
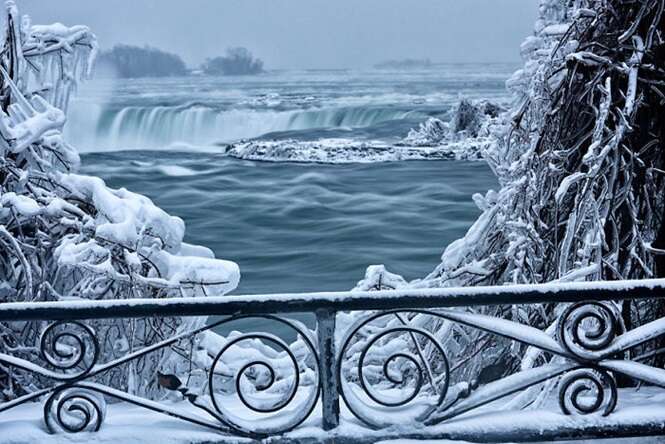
left=80, top=153, right=497, bottom=294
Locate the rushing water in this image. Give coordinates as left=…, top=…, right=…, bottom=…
left=80, top=153, right=497, bottom=294
left=71, top=66, right=511, bottom=298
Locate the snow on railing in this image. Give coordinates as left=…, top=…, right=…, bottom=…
left=2, top=279, right=665, bottom=442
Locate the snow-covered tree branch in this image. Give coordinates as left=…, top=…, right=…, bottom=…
left=0, top=1, right=239, bottom=402
left=355, top=0, right=665, bottom=400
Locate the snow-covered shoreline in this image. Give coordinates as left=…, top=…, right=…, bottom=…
left=222, top=138, right=489, bottom=164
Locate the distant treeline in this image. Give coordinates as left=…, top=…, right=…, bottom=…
left=202, top=47, right=264, bottom=76
left=98, top=45, right=187, bottom=78
left=374, top=58, right=433, bottom=70
left=97, top=44, right=264, bottom=78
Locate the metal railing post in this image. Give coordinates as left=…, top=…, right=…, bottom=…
left=316, top=308, right=340, bottom=430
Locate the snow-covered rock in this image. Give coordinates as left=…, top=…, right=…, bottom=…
left=224, top=137, right=488, bottom=163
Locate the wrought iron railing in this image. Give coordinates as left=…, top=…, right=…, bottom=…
left=2, top=279, right=665, bottom=442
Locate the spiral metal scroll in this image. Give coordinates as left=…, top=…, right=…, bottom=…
left=39, top=321, right=100, bottom=379
left=558, top=302, right=623, bottom=361
left=207, top=316, right=320, bottom=437
left=558, top=368, right=618, bottom=416
left=338, top=311, right=450, bottom=429
left=43, top=387, right=107, bottom=433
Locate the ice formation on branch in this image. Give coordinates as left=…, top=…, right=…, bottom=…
left=354, top=0, right=665, bottom=404
left=402, top=99, right=503, bottom=148
left=427, top=0, right=665, bottom=289
left=0, top=2, right=239, bottom=401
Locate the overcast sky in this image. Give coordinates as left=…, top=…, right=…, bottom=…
left=20, top=1, right=539, bottom=69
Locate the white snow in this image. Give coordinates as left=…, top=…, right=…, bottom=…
left=223, top=137, right=488, bottom=164
left=434, top=309, right=565, bottom=356
left=52, top=172, right=240, bottom=294
left=1, top=387, right=665, bottom=443
left=2, top=278, right=665, bottom=317
left=541, top=23, right=571, bottom=36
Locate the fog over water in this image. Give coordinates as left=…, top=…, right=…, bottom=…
left=21, top=0, right=538, bottom=68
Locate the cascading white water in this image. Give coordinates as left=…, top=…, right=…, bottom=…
left=288, top=107, right=412, bottom=129
left=65, top=101, right=414, bottom=151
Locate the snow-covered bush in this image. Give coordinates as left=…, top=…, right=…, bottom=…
left=401, top=99, right=504, bottom=163
left=404, top=99, right=504, bottom=148
left=403, top=117, right=448, bottom=146
left=0, top=2, right=239, bottom=401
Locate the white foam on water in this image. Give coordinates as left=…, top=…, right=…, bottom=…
left=155, top=165, right=199, bottom=177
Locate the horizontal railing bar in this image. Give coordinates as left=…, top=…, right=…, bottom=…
left=2, top=279, right=665, bottom=322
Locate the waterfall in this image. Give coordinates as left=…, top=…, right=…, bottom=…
left=65, top=102, right=414, bottom=151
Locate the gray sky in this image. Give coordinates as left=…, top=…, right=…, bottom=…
left=20, top=0, right=539, bottom=69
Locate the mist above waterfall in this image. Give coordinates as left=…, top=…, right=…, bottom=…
left=65, top=65, right=515, bottom=152
left=23, top=0, right=538, bottom=69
